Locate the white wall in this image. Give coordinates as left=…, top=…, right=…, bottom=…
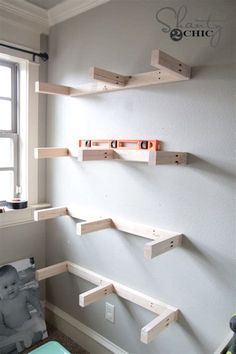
left=45, top=1, right=236, bottom=353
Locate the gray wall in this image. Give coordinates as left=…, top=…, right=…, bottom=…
left=0, top=222, right=45, bottom=269
left=45, top=1, right=236, bottom=353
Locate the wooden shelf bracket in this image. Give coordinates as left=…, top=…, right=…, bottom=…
left=36, top=261, right=179, bottom=344
left=35, top=49, right=191, bottom=97
left=34, top=206, right=183, bottom=260
left=34, top=147, right=188, bottom=165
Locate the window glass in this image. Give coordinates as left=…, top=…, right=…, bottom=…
left=0, top=171, right=13, bottom=200
left=0, top=100, right=12, bottom=130
left=0, top=66, right=11, bottom=98
left=0, top=138, right=14, bottom=167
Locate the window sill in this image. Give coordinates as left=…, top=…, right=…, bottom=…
left=0, top=203, right=50, bottom=228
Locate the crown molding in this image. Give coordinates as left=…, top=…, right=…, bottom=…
left=0, top=0, right=49, bottom=33
left=0, top=0, right=111, bottom=34
left=48, top=0, right=110, bottom=26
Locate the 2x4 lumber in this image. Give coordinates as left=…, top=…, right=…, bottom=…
left=151, top=49, right=191, bottom=79
left=140, top=309, right=178, bottom=344
left=79, top=284, right=114, bottom=307
left=37, top=261, right=179, bottom=343
left=68, top=70, right=186, bottom=97
left=35, top=70, right=188, bottom=98
left=78, top=149, right=114, bottom=161
left=77, top=218, right=112, bottom=235
left=144, top=234, right=183, bottom=259
left=112, top=219, right=174, bottom=240
left=34, top=148, right=188, bottom=165
left=67, top=262, right=177, bottom=315
left=35, top=49, right=191, bottom=97
left=34, top=147, right=69, bottom=159
left=36, top=261, right=68, bottom=281
left=34, top=206, right=182, bottom=258
left=148, top=151, right=188, bottom=165
left=35, top=82, right=70, bottom=96
left=34, top=206, right=68, bottom=221
left=89, top=67, right=130, bottom=86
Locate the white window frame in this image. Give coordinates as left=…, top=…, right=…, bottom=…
left=0, top=60, right=19, bottom=202
left=0, top=52, right=49, bottom=227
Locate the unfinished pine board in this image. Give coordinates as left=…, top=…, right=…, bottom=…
left=140, top=309, right=176, bottom=344
left=77, top=149, right=114, bottom=161
left=34, top=206, right=68, bottom=221
left=89, top=67, right=131, bottom=86
left=151, top=49, right=191, bottom=79
left=35, top=82, right=70, bottom=96
left=148, top=151, right=188, bottom=165
left=35, top=49, right=191, bottom=97
left=34, top=206, right=182, bottom=260
left=77, top=218, right=113, bottom=235
left=144, top=234, right=183, bottom=259
left=34, top=147, right=69, bottom=159
left=36, top=261, right=179, bottom=343
left=36, top=261, right=68, bottom=281
left=34, top=146, right=188, bottom=165
left=79, top=283, right=114, bottom=307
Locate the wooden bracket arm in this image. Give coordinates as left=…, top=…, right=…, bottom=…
left=35, top=49, right=192, bottom=97
left=34, top=206, right=68, bottom=221
left=140, top=309, right=178, bottom=344
left=77, top=148, right=114, bottom=161
left=144, top=234, right=183, bottom=259
left=36, top=261, right=179, bottom=343
left=36, top=261, right=68, bottom=281
left=151, top=49, right=191, bottom=79
left=148, top=151, right=188, bottom=165
left=34, top=147, right=69, bottom=159
left=35, top=81, right=71, bottom=95
left=89, top=67, right=131, bottom=86
left=76, top=218, right=113, bottom=235
left=34, top=206, right=183, bottom=259
left=34, top=147, right=188, bottom=165
left=79, top=284, right=114, bottom=307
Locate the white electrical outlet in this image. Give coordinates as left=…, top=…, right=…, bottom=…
left=105, top=302, right=115, bottom=323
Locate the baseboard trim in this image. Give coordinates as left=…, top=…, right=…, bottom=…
left=45, top=301, right=129, bottom=354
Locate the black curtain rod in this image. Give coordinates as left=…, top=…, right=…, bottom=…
left=0, top=43, right=49, bottom=62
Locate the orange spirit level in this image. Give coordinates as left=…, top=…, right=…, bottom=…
left=78, top=139, right=160, bottom=151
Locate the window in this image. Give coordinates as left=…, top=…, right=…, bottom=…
left=0, top=60, right=19, bottom=202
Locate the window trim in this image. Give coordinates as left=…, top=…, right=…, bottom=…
left=0, top=60, right=19, bottom=201
left=0, top=52, right=41, bottom=228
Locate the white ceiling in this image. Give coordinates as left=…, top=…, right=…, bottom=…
left=25, top=0, right=65, bottom=10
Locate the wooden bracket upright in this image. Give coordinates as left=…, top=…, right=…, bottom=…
left=36, top=261, right=179, bottom=344
left=35, top=49, right=191, bottom=97
left=34, top=206, right=183, bottom=260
